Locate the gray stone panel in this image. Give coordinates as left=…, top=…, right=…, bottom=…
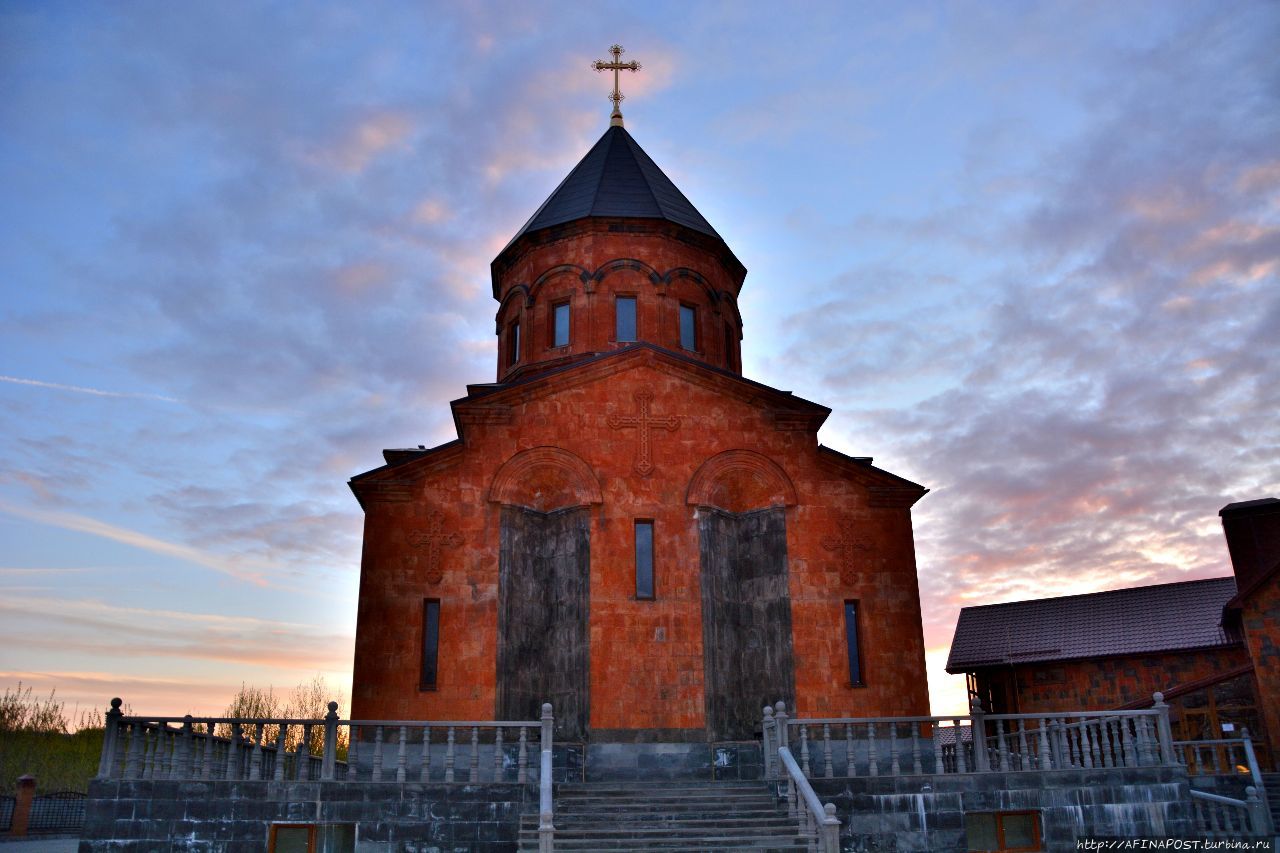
left=699, top=506, right=795, bottom=741
left=497, top=505, right=590, bottom=740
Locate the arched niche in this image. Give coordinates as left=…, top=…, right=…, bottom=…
left=488, top=446, right=603, bottom=512
left=686, top=449, right=798, bottom=514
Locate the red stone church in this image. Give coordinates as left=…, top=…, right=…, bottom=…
left=348, top=114, right=931, bottom=743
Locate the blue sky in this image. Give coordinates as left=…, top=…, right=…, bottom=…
left=1, top=1, right=1277, bottom=719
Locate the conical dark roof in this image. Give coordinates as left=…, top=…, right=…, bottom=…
left=501, top=125, right=723, bottom=252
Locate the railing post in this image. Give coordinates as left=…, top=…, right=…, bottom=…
left=10, top=775, right=37, bottom=837
left=1152, top=692, right=1175, bottom=766
left=970, top=700, right=989, bottom=771
left=539, top=702, right=555, bottom=853
left=762, top=705, right=776, bottom=779
left=775, top=701, right=790, bottom=751
left=1244, top=786, right=1271, bottom=836
left=98, top=698, right=124, bottom=779
left=821, top=802, right=841, bottom=853
left=321, top=701, right=339, bottom=781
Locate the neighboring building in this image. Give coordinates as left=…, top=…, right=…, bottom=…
left=347, top=115, right=932, bottom=746
left=947, top=497, right=1280, bottom=769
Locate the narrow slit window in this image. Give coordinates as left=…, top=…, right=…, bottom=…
left=635, top=520, right=654, bottom=599
left=724, top=322, right=736, bottom=370
left=552, top=301, right=570, bottom=347
left=679, top=304, right=697, bottom=350
left=506, top=320, right=520, bottom=367
left=845, top=600, right=863, bottom=686
left=616, top=296, right=637, bottom=342
left=421, top=598, right=441, bottom=689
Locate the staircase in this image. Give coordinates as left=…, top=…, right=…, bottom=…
left=1263, top=773, right=1280, bottom=831
left=517, top=780, right=808, bottom=851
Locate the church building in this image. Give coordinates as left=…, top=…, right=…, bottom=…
left=348, top=68, right=931, bottom=746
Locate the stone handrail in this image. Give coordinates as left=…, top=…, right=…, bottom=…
left=1188, top=787, right=1272, bottom=836
left=762, top=693, right=1178, bottom=779
left=777, top=746, right=840, bottom=853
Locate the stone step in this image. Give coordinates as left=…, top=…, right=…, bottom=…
left=514, top=835, right=803, bottom=845
left=521, top=814, right=798, bottom=829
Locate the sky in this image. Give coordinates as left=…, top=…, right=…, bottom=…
left=1, top=1, right=1277, bottom=722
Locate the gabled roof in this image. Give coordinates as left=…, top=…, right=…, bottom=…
left=946, top=576, right=1240, bottom=672
left=498, top=125, right=723, bottom=254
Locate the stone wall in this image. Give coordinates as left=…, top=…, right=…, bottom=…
left=809, top=767, right=1195, bottom=852
left=82, top=779, right=531, bottom=853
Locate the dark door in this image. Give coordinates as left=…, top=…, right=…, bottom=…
left=699, top=506, right=795, bottom=740
left=497, top=505, right=590, bottom=740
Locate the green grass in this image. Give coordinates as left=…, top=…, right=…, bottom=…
left=0, top=728, right=104, bottom=794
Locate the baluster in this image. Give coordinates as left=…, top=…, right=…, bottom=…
left=141, top=726, right=155, bottom=778
left=995, top=720, right=1008, bottom=771
left=347, top=726, right=360, bottom=780
left=1103, top=720, right=1116, bottom=768
left=225, top=723, right=240, bottom=779
left=296, top=724, right=312, bottom=781
left=517, top=726, right=527, bottom=785
left=421, top=725, right=432, bottom=783
left=866, top=722, right=879, bottom=776
left=199, top=723, right=214, bottom=779
left=1193, top=799, right=1205, bottom=832
left=952, top=720, right=966, bottom=773
left=1120, top=717, right=1135, bottom=768
left=249, top=723, right=264, bottom=780
left=1036, top=719, right=1051, bottom=770
left=1207, top=800, right=1222, bottom=832
left=1090, top=720, right=1103, bottom=767
left=846, top=723, right=857, bottom=777
left=1134, top=717, right=1152, bottom=766
left=470, top=726, right=480, bottom=781
left=931, top=722, right=944, bottom=774
left=177, top=717, right=192, bottom=779
left=371, top=725, right=384, bottom=781
left=124, top=723, right=141, bottom=779
left=911, top=722, right=922, bottom=774
left=397, top=726, right=408, bottom=782
left=445, top=726, right=456, bottom=782
left=822, top=724, right=833, bottom=778
left=1210, top=743, right=1222, bottom=774
left=1079, top=718, right=1094, bottom=769
left=889, top=723, right=900, bottom=776
left=800, top=725, right=811, bottom=775
left=273, top=724, right=288, bottom=781
left=1015, top=720, right=1029, bottom=771
left=493, top=727, right=505, bottom=782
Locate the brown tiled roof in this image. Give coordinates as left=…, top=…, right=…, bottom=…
left=946, top=576, right=1239, bottom=672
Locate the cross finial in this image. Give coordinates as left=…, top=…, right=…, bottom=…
left=592, top=44, right=641, bottom=128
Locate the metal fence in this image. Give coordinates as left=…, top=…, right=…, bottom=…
left=28, top=791, right=86, bottom=834
left=0, top=794, right=14, bottom=831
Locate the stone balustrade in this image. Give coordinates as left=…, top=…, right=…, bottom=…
left=762, top=692, right=1180, bottom=781
left=97, top=697, right=552, bottom=786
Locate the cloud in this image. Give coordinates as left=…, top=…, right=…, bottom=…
left=0, top=374, right=182, bottom=404
left=0, top=500, right=272, bottom=586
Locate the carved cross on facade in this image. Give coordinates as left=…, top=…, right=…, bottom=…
left=823, top=531, right=874, bottom=585
left=608, top=390, right=679, bottom=477
left=592, top=44, right=641, bottom=128
left=408, top=516, right=462, bottom=584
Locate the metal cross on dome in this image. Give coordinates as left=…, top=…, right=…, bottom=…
left=593, top=44, right=641, bottom=127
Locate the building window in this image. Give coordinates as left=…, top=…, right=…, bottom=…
left=964, top=811, right=1042, bottom=852
left=724, top=322, right=736, bottom=370
left=616, top=296, right=637, bottom=341
left=268, top=824, right=356, bottom=853
left=635, top=520, right=654, bottom=599
left=845, top=600, right=864, bottom=686
left=506, top=320, right=520, bottom=367
left=421, top=598, right=440, bottom=689
left=679, top=304, right=697, bottom=350
left=551, top=301, right=570, bottom=348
